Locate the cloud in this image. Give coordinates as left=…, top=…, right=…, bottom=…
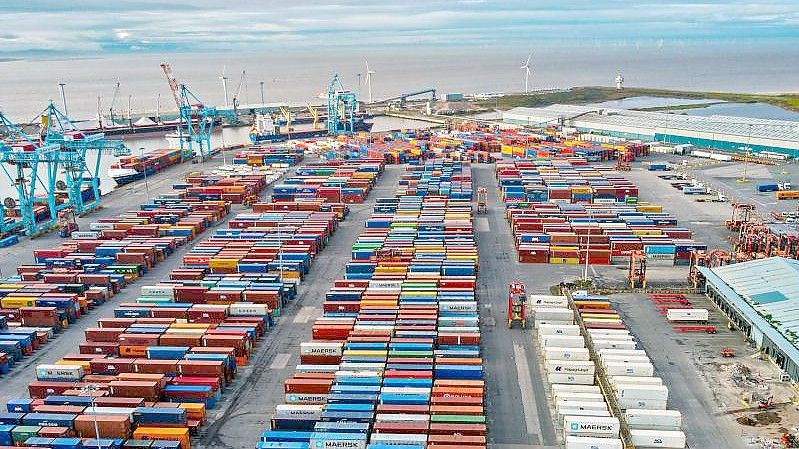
left=1, top=0, right=798, bottom=56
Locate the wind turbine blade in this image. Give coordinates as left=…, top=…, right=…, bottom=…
left=526, top=52, right=532, bottom=66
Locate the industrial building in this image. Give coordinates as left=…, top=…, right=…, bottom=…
left=699, top=257, right=799, bottom=381
left=503, top=104, right=799, bottom=157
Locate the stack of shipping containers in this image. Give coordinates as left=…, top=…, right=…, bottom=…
left=573, top=294, right=687, bottom=449
left=495, top=160, right=705, bottom=266
left=259, top=158, right=485, bottom=449
left=0, top=158, right=387, bottom=449
left=530, top=294, right=623, bottom=449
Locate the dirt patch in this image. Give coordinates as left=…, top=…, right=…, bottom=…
left=737, top=411, right=782, bottom=426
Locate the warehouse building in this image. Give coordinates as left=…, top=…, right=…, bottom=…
left=698, top=257, right=799, bottom=381
left=503, top=104, right=799, bottom=157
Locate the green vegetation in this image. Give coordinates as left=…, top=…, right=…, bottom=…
left=474, top=86, right=799, bottom=113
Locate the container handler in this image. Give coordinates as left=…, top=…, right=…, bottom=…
left=476, top=187, right=487, bottom=214
left=58, top=207, right=79, bottom=238
left=508, top=281, right=527, bottom=328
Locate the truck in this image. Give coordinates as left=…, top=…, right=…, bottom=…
left=666, top=308, right=709, bottom=322
left=682, top=185, right=707, bottom=195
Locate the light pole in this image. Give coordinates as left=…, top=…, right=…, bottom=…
left=583, top=232, right=591, bottom=282
left=80, top=384, right=102, bottom=443
left=357, top=73, right=362, bottom=100
left=140, top=147, right=150, bottom=199
left=58, top=82, right=68, bottom=116
left=260, top=81, right=265, bottom=106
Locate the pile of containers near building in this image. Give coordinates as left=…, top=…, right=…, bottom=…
left=0, top=158, right=383, bottom=449
left=496, top=160, right=705, bottom=265
left=258, top=158, right=485, bottom=449
left=574, top=294, right=687, bottom=449
left=531, top=294, right=624, bottom=449
left=0, top=188, right=239, bottom=372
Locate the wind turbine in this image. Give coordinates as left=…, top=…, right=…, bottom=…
left=521, top=52, right=532, bottom=93
left=365, top=60, right=376, bottom=103
left=219, top=66, right=230, bottom=109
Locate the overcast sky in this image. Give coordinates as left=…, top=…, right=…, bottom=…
left=2, top=0, right=799, bottom=56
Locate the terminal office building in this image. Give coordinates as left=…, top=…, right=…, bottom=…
left=699, top=257, right=799, bottom=382
left=503, top=105, right=799, bottom=158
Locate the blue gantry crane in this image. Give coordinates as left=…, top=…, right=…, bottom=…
left=0, top=111, right=62, bottom=236
left=161, top=63, right=235, bottom=160
left=327, top=74, right=359, bottom=136
left=41, top=102, right=130, bottom=215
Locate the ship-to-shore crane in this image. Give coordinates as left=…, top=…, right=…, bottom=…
left=161, top=63, right=235, bottom=160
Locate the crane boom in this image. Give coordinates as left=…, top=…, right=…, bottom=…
left=160, top=63, right=182, bottom=110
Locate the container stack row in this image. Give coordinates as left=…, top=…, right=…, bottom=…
left=1, top=191, right=237, bottom=373
left=574, top=294, right=686, bottom=449
left=0, top=157, right=385, bottom=449
left=232, top=144, right=305, bottom=167
left=530, top=294, right=623, bottom=449
left=495, top=160, right=705, bottom=265
left=178, top=167, right=287, bottom=204
left=272, top=159, right=384, bottom=204
left=258, top=158, right=486, bottom=449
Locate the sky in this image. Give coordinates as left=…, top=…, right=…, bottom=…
left=2, top=0, right=799, bottom=56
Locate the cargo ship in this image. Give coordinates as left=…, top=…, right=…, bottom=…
left=249, top=114, right=372, bottom=143
left=108, top=147, right=193, bottom=186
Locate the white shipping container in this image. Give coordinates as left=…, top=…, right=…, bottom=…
left=301, top=342, right=345, bottom=356
left=338, top=362, right=385, bottom=373
left=83, top=407, right=135, bottom=416
left=535, top=319, right=574, bottom=326
left=563, top=416, right=620, bottom=438
left=375, top=413, right=430, bottom=422
left=35, top=364, right=84, bottom=381
left=558, top=408, right=611, bottom=423
left=630, top=429, right=686, bottom=448
left=666, top=308, right=709, bottom=322
left=368, top=280, right=403, bottom=289
left=589, top=334, right=634, bottom=342
left=598, top=348, right=646, bottom=357
left=295, top=364, right=339, bottom=373
left=611, top=376, right=663, bottom=389
left=529, top=295, right=568, bottom=307
left=617, top=384, right=669, bottom=401
left=538, top=324, right=581, bottom=336
left=552, top=384, right=601, bottom=395
left=617, top=398, right=668, bottom=411
left=554, top=392, right=606, bottom=403
left=601, top=355, right=652, bottom=365
left=229, top=303, right=270, bottom=317
left=547, top=360, right=596, bottom=376
left=605, top=362, right=654, bottom=377
left=541, top=335, right=586, bottom=348
left=557, top=401, right=609, bottom=414
left=549, top=373, right=595, bottom=385
left=369, top=434, right=427, bottom=445
left=565, top=436, right=623, bottom=449
left=89, top=222, right=115, bottom=231
left=625, top=409, right=682, bottom=430
left=533, top=308, right=574, bottom=322
left=545, top=347, right=590, bottom=361
left=71, top=231, right=101, bottom=240
left=141, top=285, right=175, bottom=298
left=592, top=340, right=637, bottom=350
left=589, top=329, right=631, bottom=337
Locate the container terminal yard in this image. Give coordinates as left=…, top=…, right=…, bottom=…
left=3, top=102, right=799, bottom=449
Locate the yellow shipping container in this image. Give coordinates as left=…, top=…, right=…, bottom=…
left=208, top=258, right=240, bottom=269
left=636, top=205, right=663, bottom=213
left=631, top=229, right=662, bottom=236
left=1, top=297, right=37, bottom=308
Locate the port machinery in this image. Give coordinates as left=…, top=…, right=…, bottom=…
left=161, top=62, right=236, bottom=160
left=326, top=74, right=359, bottom=136
left=0, top=104, right=129, bottom=236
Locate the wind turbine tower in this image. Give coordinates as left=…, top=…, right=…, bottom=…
left=615, top=73, right=624, bottom=91
left=521, top=53, right=532, bottom=93
left=365, top=61, right=376, bottom=103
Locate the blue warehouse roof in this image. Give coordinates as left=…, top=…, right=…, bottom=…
left=699, top=257, right=799, bottom=362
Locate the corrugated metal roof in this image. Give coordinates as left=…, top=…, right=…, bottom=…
left=503, top=105, right=799, bottom=144
left=709, top=257, right=799, bottom=343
